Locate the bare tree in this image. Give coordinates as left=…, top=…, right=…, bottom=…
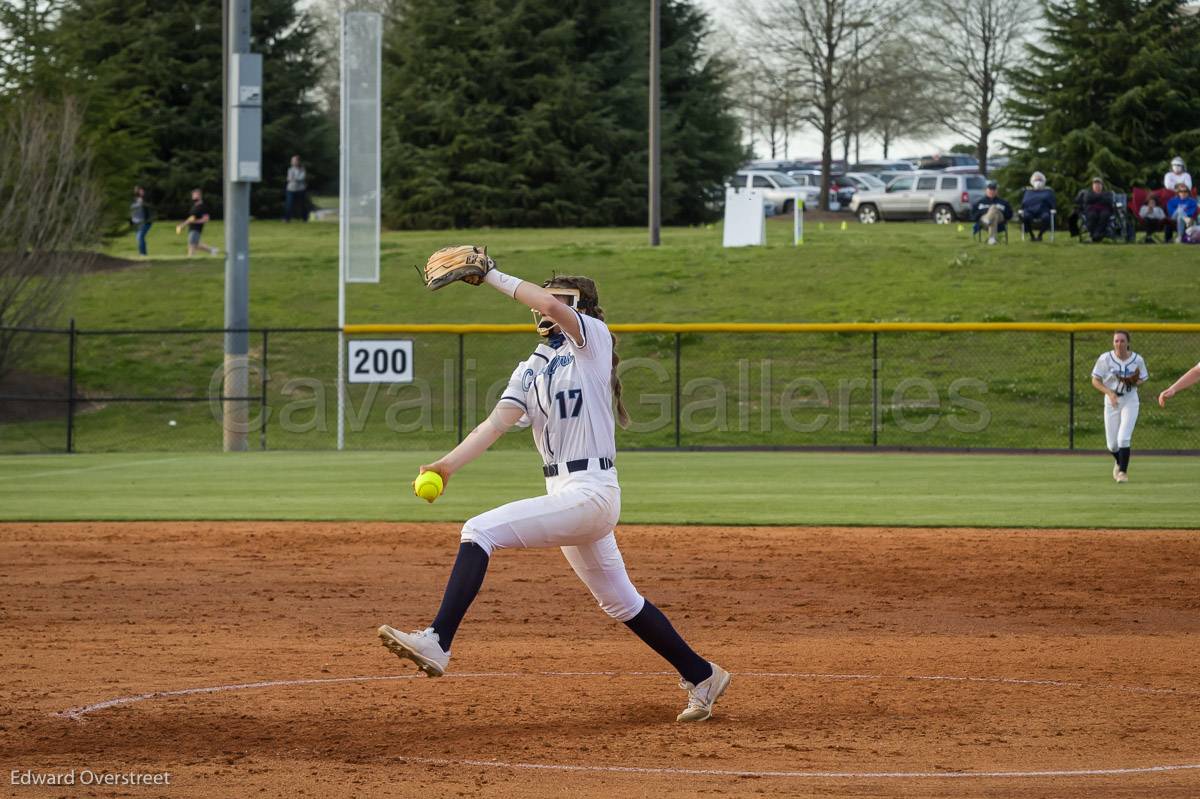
left=732, top=54, right=801, bottom=160
left=0, top=96, right=101, bottom=378
left=917, top=0, right=1033, bottom=173
left=858, top=40, right=940, bottom=158
left=743, top=0, right=899, bottom=207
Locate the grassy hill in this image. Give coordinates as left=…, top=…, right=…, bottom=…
left=5, top=218, right=1199, bottom=454
left=79, top=217, right=1196, bottom=328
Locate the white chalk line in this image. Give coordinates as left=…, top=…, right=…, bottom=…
left=51, top=669, right=1200, bottom=779
left=7, top=456, right=186, bottom=482
left=54, top=669, right=1198, bottom=722
left=395, top=754, right=1200, bottom=780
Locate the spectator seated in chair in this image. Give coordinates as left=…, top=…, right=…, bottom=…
left=1138, top=193, right=1167, bottom=243
left=972, top=180, right=1013, bottom=245
left=1167, top=182, right=1199, bottom=242
left=1076, top=177, right=1115, bottom=242
left=1133, top=185, right=1185, bottom=241
left=1019, top=171, right=1056, bottom=241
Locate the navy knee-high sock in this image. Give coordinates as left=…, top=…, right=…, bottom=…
left=1118, top=447, right=1131, bottom=473
left=623, top=599, right=712, bottom=685
left=1110, top=449, right=1120, bottom=464
left=429, top=542, right=489, bottom=652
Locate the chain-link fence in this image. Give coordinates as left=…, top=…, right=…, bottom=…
left=2, top=323, right=1199, bottom=453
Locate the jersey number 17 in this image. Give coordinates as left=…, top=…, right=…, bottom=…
left=554, top=389, right=583, bottom=419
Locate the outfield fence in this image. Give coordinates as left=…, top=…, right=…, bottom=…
left=3, top=322, right=1200, bottom=454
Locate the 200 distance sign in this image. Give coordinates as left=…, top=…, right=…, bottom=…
left=347, top=339, right=414, bottom=384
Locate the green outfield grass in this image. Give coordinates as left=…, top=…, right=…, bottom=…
left=1, top=450, right=1195, bottom=527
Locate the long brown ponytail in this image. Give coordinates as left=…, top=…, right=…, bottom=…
left=543, top=275, right=630, bottom=428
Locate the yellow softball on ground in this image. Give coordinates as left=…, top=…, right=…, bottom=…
left=413, top=470, right=443, bottom=503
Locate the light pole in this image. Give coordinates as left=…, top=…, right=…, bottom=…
left=649, top=0, right=661, bottom=246
left=222, top=0, right=261, bottom=451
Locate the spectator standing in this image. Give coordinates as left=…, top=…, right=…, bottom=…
left=284, top=155, right=308, bottom=223
left=175, top=188, right=219, bottom=257
left=1080, top=177, right=1115, bottom=242
left=1167, top=182, right=1198, bottom=243
left=972, top=180, right=1013, bottom=244
left=1138, top=194, right=1167, bottom=243
left=130, top=186, right=153, bottom=257
left=1019, top=171, right=1056, bottom=241
left=1163, top=156, right=1193, bottom=193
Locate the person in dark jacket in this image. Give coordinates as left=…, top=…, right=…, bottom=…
left=1079, top=177, right=1115, bottom=242
left=1019, top=171, right=1056, bottom=241
left=972, top=180, right=1013, bottom=244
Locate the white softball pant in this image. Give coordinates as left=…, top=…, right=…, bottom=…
left=1104, top=393, right=1139, bottom=450
left=460, top=470, right=646, bottom=622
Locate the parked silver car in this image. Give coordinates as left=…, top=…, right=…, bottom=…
left=729, top=170, right=818, bottom=213
left=849, top=172, right=988, bottom=224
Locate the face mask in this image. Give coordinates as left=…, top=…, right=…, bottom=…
left=1032, top=180, right=1045, bottom=190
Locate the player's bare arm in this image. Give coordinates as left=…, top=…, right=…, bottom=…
left=1159, top=364, right=1200, bottom=407
left=1091, top=374, right=1119, bottom=407
left=420, top=403, right=526, bottom=486
left=511, top=281, right=583, bottom=344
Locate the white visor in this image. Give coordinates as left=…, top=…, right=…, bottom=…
left=533, top=288, right=581, bottom=336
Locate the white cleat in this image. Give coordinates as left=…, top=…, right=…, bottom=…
left=987, top=236, right=997, bottom=245
left=1113, top=463, right=1120, bottom=481
left=677, top=662, right=731, bottom=722
left=378, top=625, right=449, bottom=677
left=1116, top=471, right=1129, bottom=483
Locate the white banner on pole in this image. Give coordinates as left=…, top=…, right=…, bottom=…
left=338, top=10, right=382, bottom=451
left=340, top=11, right=381, bottom=285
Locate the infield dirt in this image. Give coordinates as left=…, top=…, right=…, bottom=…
left=2, top=522, right=1198, bottom=798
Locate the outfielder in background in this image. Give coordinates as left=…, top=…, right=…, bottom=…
left=378, top=246, right=731, bottom=722
left=1090, top=330, right=1149, bottom=483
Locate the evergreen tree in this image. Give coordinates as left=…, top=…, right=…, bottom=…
left=253, top=0, right=336, bottom=218
left=1004, top=0, right=1200, bottom=202
left=657, top=0, right=744, bottom=225
left=51, top=0, right=334, bottom=222
left=381, top=0, right=742, bottom=229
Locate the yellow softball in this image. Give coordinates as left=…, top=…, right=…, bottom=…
left=413, top=470, right=443, bottom=503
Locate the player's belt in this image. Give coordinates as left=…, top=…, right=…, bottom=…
left=543, top=458, right=614, bottom=478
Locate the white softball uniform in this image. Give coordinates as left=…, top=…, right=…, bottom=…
left=460, top=312, right=645, bottom=622
left=1092, top=350, right=1148, bottom=450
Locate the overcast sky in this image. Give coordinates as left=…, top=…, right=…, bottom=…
left=692, top=0, right=977, bottom=163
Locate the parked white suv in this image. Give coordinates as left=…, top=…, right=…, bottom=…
left=849, top=172, right=988, bottom=224
left=729, top=170, right=819, bottom=214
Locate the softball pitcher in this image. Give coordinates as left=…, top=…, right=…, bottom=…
left=1090, top=330, right=1148, bottom=482
left=377, top=246, right=730, bottom=722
